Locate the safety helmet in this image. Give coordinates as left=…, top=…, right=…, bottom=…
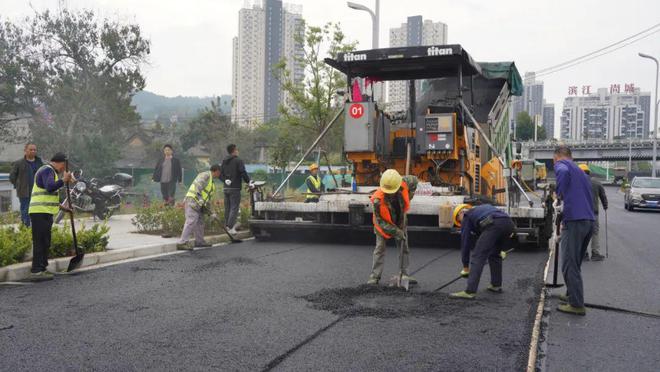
left=453, top=204, right=471, bottom=227
left=380, top=169, right=403, bottom=194
left=309, top=163, right=319, bottom=171
left=578, top=163, right=590, bottom=173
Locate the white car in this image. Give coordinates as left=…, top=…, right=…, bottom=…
left=625, top=177, right=660, bottom=211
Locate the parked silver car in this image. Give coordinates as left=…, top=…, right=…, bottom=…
left=625, top=177, right=660, bottom=211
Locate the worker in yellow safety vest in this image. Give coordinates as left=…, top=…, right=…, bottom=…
left=176, top=164, right=222, bottom=250
left=305, top=163, right=324, bottom=203
left=28, top=152, right=74, bottom=281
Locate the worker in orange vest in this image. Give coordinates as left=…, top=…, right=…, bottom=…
left=367, top=169, right=419, bottom=285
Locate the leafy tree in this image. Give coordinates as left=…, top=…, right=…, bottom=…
left=272, top=22, right=356, bottom=161
left=0, top=9, right=150, bottom=177
left=516, top=111, right=546, bottom=141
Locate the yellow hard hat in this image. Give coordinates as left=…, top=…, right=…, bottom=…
left=578, top=163, right=590, bottom=173
left=310, top=163, right=319, bottom=171
left=453, top=204, right=471, bottom=227
left=380, top=169, right=402, bottom=194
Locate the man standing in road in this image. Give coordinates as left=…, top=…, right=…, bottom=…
left=221, top=144, right=253, bottom=234
left=449, top=204, right=515, bottom=300
left=176, top=164, right=222, bottom=250
left=579, top=164, right=607, bottom=261
left=554, top=146, right=595, bottom=316
left=367, top=169, right=418, bottom=285
left=152, top=144, right=183, bottom=206
left=305, top=163, right=324, bottom=203
left=9, top=143, right=44, bottom=227
left=28, top=152, right=73, bottom=281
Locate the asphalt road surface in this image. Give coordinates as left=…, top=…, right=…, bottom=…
left=543, top=186, right=660, bottom=372
left=1, top=230, right=547, bottom=371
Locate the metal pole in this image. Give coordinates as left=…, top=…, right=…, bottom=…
left=639, top=53, right=659, bottom=177
left=373, top=0, right=379, bottom=48
left=628, top=137, right=632, bottom=174
left=272, top=107, right=345, bottom=198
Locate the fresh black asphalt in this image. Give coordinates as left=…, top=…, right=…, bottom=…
left=1, top=221, right=548, bottom=370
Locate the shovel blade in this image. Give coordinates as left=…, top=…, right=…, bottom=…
left=67, top=253, right=84, bottom=272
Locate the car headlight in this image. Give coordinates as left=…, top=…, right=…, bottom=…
left=631, top=192, right=642, bottom=200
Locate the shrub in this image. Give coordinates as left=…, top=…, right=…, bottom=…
left=0, top=222, right=109, bottom=267
left=0, top=211, right=21, bottom=226
left=0, top=226, right=32, bottom=266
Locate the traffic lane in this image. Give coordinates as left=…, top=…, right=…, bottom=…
left=545, top=186, right=660, bottom=313
left=277, top=249, right=546, bottom=371
left=544, top=298, right=660, bottom=372
left=0, top=240, right=545, bottom=371
left=0, top=242, right=454, bottom=371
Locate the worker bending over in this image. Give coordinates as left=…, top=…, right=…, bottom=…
left=367, top=169, right=418, bottom=285
left=305, top=163, right=324, bottom=203
left=177, top=164, right=222, bottom=250
left=449, top=204, right=514, bottom=300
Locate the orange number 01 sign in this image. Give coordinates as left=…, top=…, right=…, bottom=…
left=349, top=103, right=364, bottom=119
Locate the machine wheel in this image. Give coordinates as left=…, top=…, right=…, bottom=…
left=628, top=205, right=635, bottom=212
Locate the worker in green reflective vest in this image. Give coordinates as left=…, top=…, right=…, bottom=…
left=176, top=164, right=222, bottom=250
left=28, top=152, right=74, bottom=281
left=305, top=163, right=324, bottom=203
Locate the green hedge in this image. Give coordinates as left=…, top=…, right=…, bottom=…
left=132, top=201, right=250, bottom=236
left=0, top=223, right=109, bottom=267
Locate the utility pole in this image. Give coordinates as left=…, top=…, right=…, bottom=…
left=347, top=1, right=381, bottom=102
left=639, top=52, right=659, bottom=177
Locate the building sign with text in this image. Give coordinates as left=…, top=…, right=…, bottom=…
left=568, top=83, right=636, bottom=96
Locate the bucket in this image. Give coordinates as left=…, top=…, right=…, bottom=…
left=438, top=202, right=453, bottom=228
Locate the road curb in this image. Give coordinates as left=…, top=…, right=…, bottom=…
left=0, top=231, right=251, bottom=283
left=526, top=245, right=554, bottom=371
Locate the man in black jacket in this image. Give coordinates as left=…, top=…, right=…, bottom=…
left=579, top=164, right=608, bottom=261
left=9, top=143, right=44, bottom=227
left=152, top=144, right=183, bottom=206
left=221, top=144, right=253, bottom=234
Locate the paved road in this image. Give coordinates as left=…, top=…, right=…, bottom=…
left=542, top=186, right=660, bottom=372
left=1, top=232, right=546, bottom=370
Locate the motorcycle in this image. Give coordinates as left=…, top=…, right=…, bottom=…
left=55, top=171, right=132, bottom=223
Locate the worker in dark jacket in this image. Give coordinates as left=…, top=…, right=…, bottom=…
left=305, top=163, right=324, bottom=203
left=579, top=164, right=607, bottom=261
left=28, top=152, right=73, bottom=281
left=152, top=144, right=183, bottom=206
left=9, top=143, right=44, bottom=226
left=221, top=144, right=253, bottom=234
left=554, top=146, right=594, bottom=316
left=449, top=204, right=514, bottom=299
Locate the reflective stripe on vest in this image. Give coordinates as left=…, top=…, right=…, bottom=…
left=306, top=175, right=322, bottom=199
left=370, top=181, right=410, bottom=238
left=28, top=165, right=60, bottom=215
left=186, top=171, right=215, bottom=207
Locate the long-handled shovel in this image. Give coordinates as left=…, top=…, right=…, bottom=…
left=65, top=161, right=84, bottom=272
left=214, top=216, right=242, bottom=244
left=605, top=209, right=609, bottom=258
left=545, top=211, right=564, bottom=288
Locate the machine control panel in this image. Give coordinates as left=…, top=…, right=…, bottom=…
left=420, top=113, right=455, bottom=151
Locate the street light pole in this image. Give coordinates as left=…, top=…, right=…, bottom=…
left=347, top=1, right=379, bottom=48
left=639, top=52, right=659, bottom=177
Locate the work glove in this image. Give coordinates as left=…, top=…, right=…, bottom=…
left=500, top=250, right=507, bottom=260
left=248, top=180, right=255, bottom=189
left=460, top=267, right=470, bottom=278
left=225, top=179, right=232, bottom=186
left=394, top=228, right=406, bottom=241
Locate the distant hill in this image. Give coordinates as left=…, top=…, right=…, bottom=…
left=132, top=91, right=231, bottom=122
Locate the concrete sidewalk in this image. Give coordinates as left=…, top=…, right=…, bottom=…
left=0, top=214, right=250, bottom=282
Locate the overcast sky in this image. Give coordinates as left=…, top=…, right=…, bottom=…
left=3, top=0, right=660, bottom=136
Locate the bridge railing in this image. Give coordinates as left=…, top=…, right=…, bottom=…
left=523, top=138, right=655, bottom=150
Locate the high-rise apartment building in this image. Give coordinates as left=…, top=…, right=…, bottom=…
left=512, top=72, right=544, bottom=122
left=387, top=16, right=448, bottom=112
left=542, top=102, right=555, bottom=139
left=231, top=0, right=303, bottom=127
left=560, top=87, right=651, bottom=140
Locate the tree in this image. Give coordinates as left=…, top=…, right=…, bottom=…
left=516, top=111, right=546, bottom=141
left=1, top=9, right=150, bottom=176
left=272, top=22, right=357, bottom=159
